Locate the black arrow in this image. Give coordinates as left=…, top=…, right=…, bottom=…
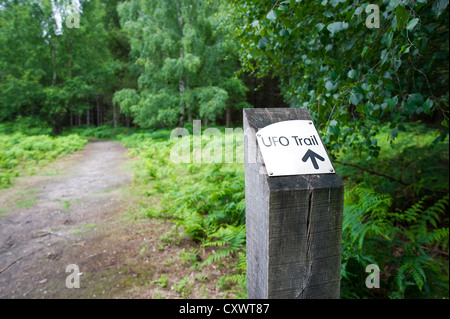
left=302, top=149, right=325, bottom=170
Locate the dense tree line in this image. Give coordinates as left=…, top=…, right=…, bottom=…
left=0, top=0, right=116, bottom=134
left=1, top=0, right=280, bottom=133
left=1, top=0, right=448, bottom=138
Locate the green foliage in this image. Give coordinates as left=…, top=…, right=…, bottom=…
left=0, top=0, right=118, bottom=132
left=121, top=131, right=245, bottom=241
left=197, top=87, right=229, bottom=124
left=121, top=120, right=447, bottom=299
left=337, top=122, right=448, bottom=298
left=115, top=0, right=249, bottom=127
left=174, top=276, right=194, bottom=297
left=0, top=117, right=53, bottom=136
left=201, top=225, right=246, bottom=267
left=113, top=89, right=139, bottom=119
left=336, top=123, right=449, bottom=206
left=225, top=0, right=449, bottom=157
left=150, top=275, right=168, bottom=288
left=67, top=125, right=140, bottom=140
left=341, top=185, right=448, bottom=299
left=120, top=127, right=246, bottom=296
left=215, top=250, right=247, bottom=298
left=178, top=248, right=202, bottom=270
left=0, top=123, right=87, bottom=189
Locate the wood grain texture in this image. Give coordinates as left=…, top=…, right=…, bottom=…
left=244, top=108, right=344, bottom=299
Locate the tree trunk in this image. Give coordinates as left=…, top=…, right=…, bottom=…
left=96, top=94, right=101, bottom=127
left=51, top=37, right=57, bottom=87
left=113, top=103, right=117, bottom=128
left=100, top=101, right=104, bottom=126
left=253, top=76, right=257, bottom=108
left=87, top=109, right=90, bottom=128
left=177, top=4, right=185, bottom=128
left=226, top=106, right=231, bottom=127
left=178, top=73, right=185, bottom=127
left=67, top=38, right=73, bottom=129
left=52, top=124, right=63, bottom=136
left=52, top=115, right=63, bottom=135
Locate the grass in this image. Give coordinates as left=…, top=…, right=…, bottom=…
left=174, top=276, right=194, bottom=297
left=83, top=223, right=98, bottom=229
left=15, top=200, right=37, bottom=208
left=1, top=188, right=38, bottom=215
left=150, top=275, right=168, bottom=288
left=56, top=199, right=71, bottom=210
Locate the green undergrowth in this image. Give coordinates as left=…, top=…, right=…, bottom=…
left=120, top=129, right=247, bottom=298
left=121, top=121, right=447, bottom=299
left=66, top=125, right=172, bottom=141
left=0, top=121, right=87, bottom=189
left=67, top=125, right=141, bottom=140
left=337, top=123, right=449, bottom=299
left=5, top=120, right=444, bottom=299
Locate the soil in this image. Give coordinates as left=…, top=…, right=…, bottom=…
left=0, top=140, right=233, bottom=299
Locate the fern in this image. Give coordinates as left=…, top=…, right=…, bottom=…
left=342, top=184, right=449, bottom=299
left=121, top=134, right=247, bottom=276
left=120, top=127, right=447, bottom=299
left=343, top=185, right=395, bottom=249
left=0, top=133, right=87, bottom=189
left=216, top=251, right=247, bottom=298
left=430, top=228, right=449, bottom=251
left=394, top=254, right=431, bottom=297
left=201, top=225, right=246, bottom=267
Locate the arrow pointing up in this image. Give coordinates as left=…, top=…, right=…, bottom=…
left=302, top=149, right=325, bottom=170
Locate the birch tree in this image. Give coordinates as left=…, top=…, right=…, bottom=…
left=115, top=0, right=248, bottom=128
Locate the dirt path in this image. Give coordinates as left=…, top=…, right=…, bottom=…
left=0, top=140, right=134, bottom=298
left=0, top=140, right=233, bottom=299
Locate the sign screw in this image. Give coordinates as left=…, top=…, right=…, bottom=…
left=269, top=172, right=274, bottom=176
left=329, top=168, right=334, bottom=173
left=257, top=133, right=261, bottom=137
left=309, top=121, right=313, bottom=125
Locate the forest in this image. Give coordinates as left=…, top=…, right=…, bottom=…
left=0, top=0, right=448, bottom=299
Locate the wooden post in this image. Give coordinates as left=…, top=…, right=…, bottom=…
left=244, top=108, right=344, bottom=299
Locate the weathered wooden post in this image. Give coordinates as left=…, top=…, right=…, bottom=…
left=244, top=108, right=344, bottom=299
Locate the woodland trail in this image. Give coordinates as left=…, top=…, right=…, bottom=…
left=0, top=140, right=133, bottom=298
left=0, top=140, right=229, bottom=299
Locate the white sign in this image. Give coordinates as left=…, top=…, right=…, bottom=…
left=256, top=120, right=335, bottom=177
